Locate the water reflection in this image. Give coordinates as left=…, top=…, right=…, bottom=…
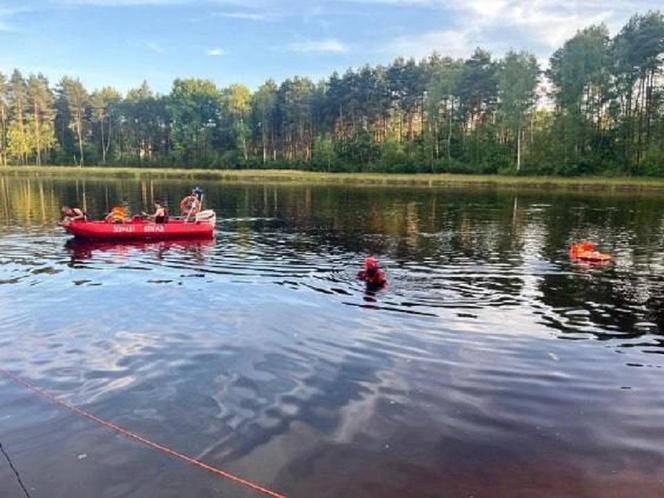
left=1, top=172, right=664, bottom=336
left=1, top=172, right=664, bottom=498
left=65, top=238, right=215, bottom=263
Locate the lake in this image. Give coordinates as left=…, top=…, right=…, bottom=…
left=1, top=172, right=663, bottom=498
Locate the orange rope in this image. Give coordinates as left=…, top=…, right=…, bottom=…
left=0, top=368, right=286, bottom=498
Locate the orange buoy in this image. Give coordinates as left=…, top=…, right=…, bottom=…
left=179, top=195, right=201, bottom=216
left=569, top=241, right=612, bottom=262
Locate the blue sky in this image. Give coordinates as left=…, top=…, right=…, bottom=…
left=0, top=0, right=660, bottom=93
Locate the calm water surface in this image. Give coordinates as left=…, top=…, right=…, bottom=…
left=1, top=173, right=664, bottom=498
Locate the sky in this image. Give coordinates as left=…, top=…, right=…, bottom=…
left=0, top=0, right=660, bottom=94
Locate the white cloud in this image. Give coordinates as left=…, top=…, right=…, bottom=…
left=342, top=0, right=437, bottom=4
left=382, top=0, right=659, bottom=62
left=211, top=11, right=271, bottom=21
left=54, top=0, right=278, bottom=5
left=286, top=39, right=349, bottom=53
left=455, top=0, right=614, bottom=50
left=386, top=28, right=479, bottom=60
left=0, top=6, right=25, bottom=32
left=145, top=42, right=164, bottom=53
left=53, top=0, right=189, bottom=5
left=205, top=47, right=225, bottom=56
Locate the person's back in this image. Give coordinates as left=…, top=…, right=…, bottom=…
left=61, top=206, right=87, bottom=223
left=153, top=203, right=169, bottom=223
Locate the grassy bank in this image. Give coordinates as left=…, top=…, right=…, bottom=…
left=4, top=165, right=664, bottom=191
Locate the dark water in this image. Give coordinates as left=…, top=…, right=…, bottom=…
left=1, top=173, right=664, bottom=498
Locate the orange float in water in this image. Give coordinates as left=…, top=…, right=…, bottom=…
left=569, top=241, right=612, bottom=262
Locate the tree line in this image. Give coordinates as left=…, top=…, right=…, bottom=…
left=0, top=11, right=663, bottom=176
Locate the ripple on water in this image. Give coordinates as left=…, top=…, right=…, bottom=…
left=1, top=182, right=664, bottom=498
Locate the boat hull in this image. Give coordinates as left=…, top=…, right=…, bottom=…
left=63, top=220, right=214, bottom=240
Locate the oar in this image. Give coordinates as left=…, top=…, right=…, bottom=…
left=185, top=193, right=204, bottom=223
left=185, top=202, right=195, bottom=223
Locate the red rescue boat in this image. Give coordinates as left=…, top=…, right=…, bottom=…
left=62, top=211, right=216, bottom=240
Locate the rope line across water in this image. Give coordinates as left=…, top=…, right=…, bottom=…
left=0, top=368, right=286, bottom=498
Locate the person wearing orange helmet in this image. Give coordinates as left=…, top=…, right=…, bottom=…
left=357, top=256, right=388, bottom=288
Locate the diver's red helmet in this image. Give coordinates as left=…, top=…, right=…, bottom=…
left=365, top=257, right=379, bottom=269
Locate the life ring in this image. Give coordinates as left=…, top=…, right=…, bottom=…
left=179, top=195, right=201, bottom=215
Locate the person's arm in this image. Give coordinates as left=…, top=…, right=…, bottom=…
left=71, top=209, right=85, bottom=221
left=144, top=209, right=159, bottom=221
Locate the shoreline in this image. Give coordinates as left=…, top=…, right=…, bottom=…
left=4, top=165, right=664, bottom=191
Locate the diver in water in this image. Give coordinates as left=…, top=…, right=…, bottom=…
left=357, top=256, right=388, bottom=289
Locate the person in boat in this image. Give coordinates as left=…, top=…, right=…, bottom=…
left=358, top=256, right=388, bottom=289
left=61, top=206, right=87, bottom=223
left=105, top=206, right=128, bottom=224
left=180, top=190, right=202, bottom=221
left=192, top=187, right=204, bottom=201
left=145, top=201, right=169, bottom=224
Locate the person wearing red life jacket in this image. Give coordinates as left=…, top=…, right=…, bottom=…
left=357, top=256, right=388, bottom=288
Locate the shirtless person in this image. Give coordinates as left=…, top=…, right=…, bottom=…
left=60, top=206, right=87, bottom=224
left=144, top=201, right=169, bottom=223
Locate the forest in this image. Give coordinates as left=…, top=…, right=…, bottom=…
left=0, top=11, right=663, bottom=176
